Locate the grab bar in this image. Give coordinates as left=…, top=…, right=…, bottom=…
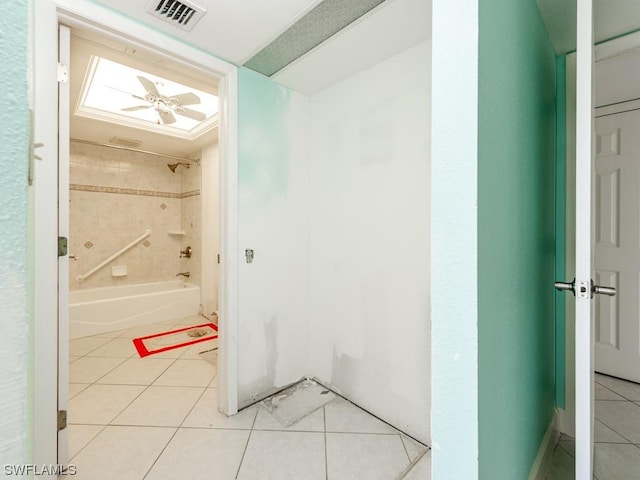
left=76, top=229, right=152, bottom=283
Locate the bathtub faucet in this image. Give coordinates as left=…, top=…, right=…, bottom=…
left=176, top=272, right=190, bottom=278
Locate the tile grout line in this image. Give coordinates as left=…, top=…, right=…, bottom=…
left=323, top=406, right=328, bottom=480
left=141, top=425, right=181, bottom=480
left=399, top=434, right=412, bottom=464
left=235, top=404, right=260, bottom=479
left=594, top=402, right=639, bottom=445
left=67, top=424, right=108, bottom=463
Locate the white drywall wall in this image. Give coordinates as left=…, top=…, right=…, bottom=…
left=237, top=69, right=310, bottom=407
left=306, top=41, right=431, bottom=443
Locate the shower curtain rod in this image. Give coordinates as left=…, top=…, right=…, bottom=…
left=70, top=138, right=200, bottom=163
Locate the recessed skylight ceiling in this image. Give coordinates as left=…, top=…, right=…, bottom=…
left=77, top=56, right=218, bottom=138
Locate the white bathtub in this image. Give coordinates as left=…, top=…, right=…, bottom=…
left=69, top=280, right=200, bottom=339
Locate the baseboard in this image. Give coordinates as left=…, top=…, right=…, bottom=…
left=528, top=411, right=559, bottom=480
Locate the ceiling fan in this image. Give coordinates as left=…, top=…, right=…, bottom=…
left=116, top=75, right=206, bottom=125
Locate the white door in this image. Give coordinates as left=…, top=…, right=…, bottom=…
left=555, top=0, right=602, bottom=477
left=574, top=2, right=595, bottom=475
left=594, top=108, right=640, bottom=383
left=57, top=23, right=71, bottom=464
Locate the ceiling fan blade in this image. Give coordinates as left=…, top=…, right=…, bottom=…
left=175, top=107, right=206, bottom=121
left=121, top=105, right=152, bottom=112
left=104, top=85, right=147, bottom=102
left=158, top=109, right=176, bottom=125
left=169, top=92, right=201, bottom=106
left=137, top=76, right=160, bottom=96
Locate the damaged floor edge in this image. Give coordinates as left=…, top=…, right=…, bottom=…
left=249, top=376, right=430, bottom=451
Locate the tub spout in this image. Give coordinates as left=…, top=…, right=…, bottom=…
left=176, top=272, right=190, bottom=278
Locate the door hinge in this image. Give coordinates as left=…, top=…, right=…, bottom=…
left=57, top=410, right=67, bottom=431
left=217, top=254, right=220, bottom=264
left=57, top=62, right=68, bottom=83
left=58, top=236, right=68, bottom=257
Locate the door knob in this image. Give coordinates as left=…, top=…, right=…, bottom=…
left=554, top=278, right=615, bottom=298
left=554, top=279, right=575, bottom=295
left=592, top=284, right=616, bottom=297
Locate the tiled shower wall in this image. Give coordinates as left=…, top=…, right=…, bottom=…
left=179, top=158, right=202, bottom=288
left=69, top=142, right=202, bottom=290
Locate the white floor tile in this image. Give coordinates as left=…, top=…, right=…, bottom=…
left=401, top=434, right=428, bottom=462
left=111, top=386, right=203, bottom=427
left=326, top=433, right=410, bottom=480
left=179, top=340, right=218, bottom=360
left=324, top=397, right=397, bottom=434
left=86, top=338, right=137, bottom=358
left=69, top=337, right=112, bottom=356
left=595, top=400, right=640, bottom=443
left=70, top=426, right=175, bottom=480
left=69, top=383, right=91, bottom=399
left=182, top=388, right=258, bottom=429
left=401, top=451, right=431, bottom=480
left=69, top=357, right=126, bottom=384
left=92, top=329, right=128, bottom=338
left=67, top=424, right=104, bottom=458
left=595, top=382, right=627, bottom=401
left=559, top=438, right=575, bottom=458
left=69, top=384, right=145, bottom=425
left=595, top=419, right=630, bottom=444
left=152, top=359, right=216, bottom=387
left=172, top=315, right=207, bottom=326
left=545, top=444, right=574, bottom=480
left=117, top=323, right=177, bottom=340
left=96, top=357, right=175, bottom=385
left=145, top=428, right=250, bottom=480
left=594, top=444, right=640, bottom=480
left=595, top=374, right=640, bottom=401
left=253, top=405, right=325, bottom=432
left=237, top=431, right=325, bottom=480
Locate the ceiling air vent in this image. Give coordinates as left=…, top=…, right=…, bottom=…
left=146, top=0, right=206, bottom=32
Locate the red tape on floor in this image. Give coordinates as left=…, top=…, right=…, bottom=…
left=132, top=322, right=218, bottom=358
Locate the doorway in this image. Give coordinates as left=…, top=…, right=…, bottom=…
left=32, top=0, right=239, bottom=466
left=64, top=22, right=224, bottom=462
left=553, top=30, right=640, bottom=479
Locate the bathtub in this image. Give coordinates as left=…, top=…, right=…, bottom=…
left=69, top=280, right=200, bottom=339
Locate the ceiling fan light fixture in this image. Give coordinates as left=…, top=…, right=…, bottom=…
left=77, top=56, right=219, bottom=134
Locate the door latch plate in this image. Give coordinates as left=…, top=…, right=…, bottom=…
left=576, top=280, right=590, bottom=299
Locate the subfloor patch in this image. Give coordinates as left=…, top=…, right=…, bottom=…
left=133, top=323, right=218, bottom=358
left=261, top=379, right=336, bottom=427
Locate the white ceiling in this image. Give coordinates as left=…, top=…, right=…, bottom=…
left=273, top=0, right=430, bottom=94
left=537, top=0, right=640, bottom=54
left=88, top=0, right=324, bottom=65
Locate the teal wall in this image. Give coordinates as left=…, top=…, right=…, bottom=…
left=554, top=56, right=567, bottom=409
left=0, top=0, right=31, bottom=463
left=478, top=1, right=557, bottom=478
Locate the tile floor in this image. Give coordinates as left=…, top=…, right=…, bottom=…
left=546, top=373, right=640, bottom=480
left=68, top=315, right=430, bottom=480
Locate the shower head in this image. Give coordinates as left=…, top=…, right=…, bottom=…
left=167, top=162, right=191, bottom=173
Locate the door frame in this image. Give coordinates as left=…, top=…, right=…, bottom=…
left=32, top=0, right=240, bottom=465
left=563, top=23, right=640, bottom=474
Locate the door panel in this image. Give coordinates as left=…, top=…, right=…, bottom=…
left=58, top=24, right=71, bottom=464
left=575, top=0, right=595, bottom=476
left=595, top=110, right=640, bottom=383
